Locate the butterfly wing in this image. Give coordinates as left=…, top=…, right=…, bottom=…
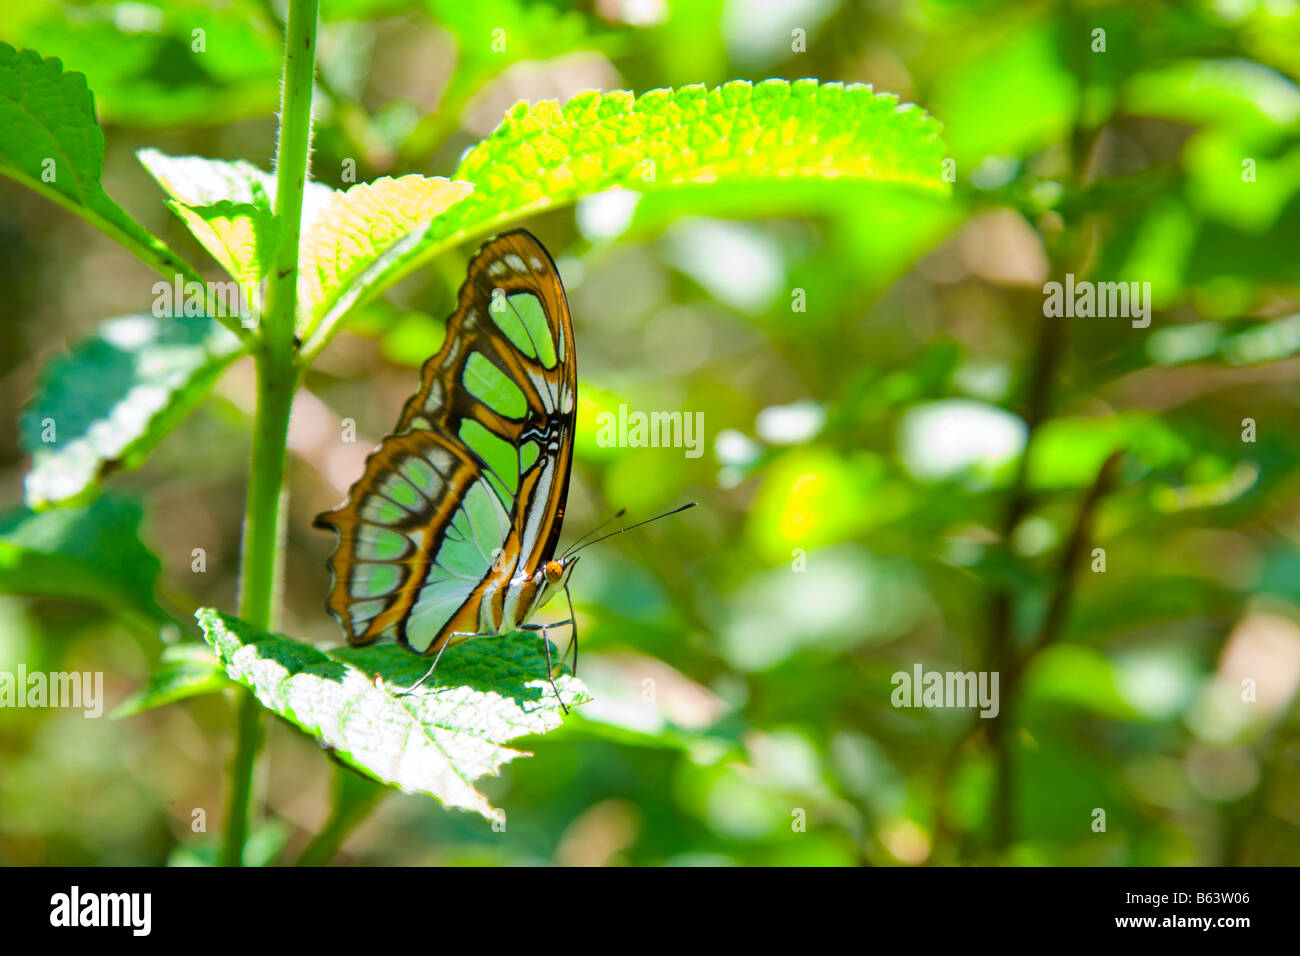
left=314, top=230, right=576, bottom=654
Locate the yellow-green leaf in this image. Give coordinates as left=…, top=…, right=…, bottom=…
left=169, top=200, right=278, bottom=290
left=296, top=174, right=474, bottom=340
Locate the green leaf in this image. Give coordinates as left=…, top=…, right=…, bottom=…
left=292, top=762, right=389, bottom=866
left=0, top=44, right=206, bottom=296
left=456, top=79, right=948, bottom=202
left=568, top=712, right=741, bottom=764
left=0, top=496, right=165, bottom=624
left=20, top=312, right=243, bottom=508
left=1020, top=645, right=1141, bottom=721
left=296, top=175, right=474, bottom=341
left=138, top=148, right=279, bottom=207
left=138, top=148, right=334, bottom=291
left=169, top=200, right=278, bottom=291
left=424, top=0, right=595, bottom=63
left=1124, top=58, right=1300, bottom=133
left=113, top=643, right=231, bottom=719
left=931, top=20, right=1077, bottom=163
left=1026, top=413, right=1192, bottom=491
left=197, top=608, right=589, bottom=819
left=302, top=79, right=949, bottom=358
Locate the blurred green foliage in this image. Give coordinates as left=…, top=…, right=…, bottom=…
left=2, top=0, right=1300, bottom=866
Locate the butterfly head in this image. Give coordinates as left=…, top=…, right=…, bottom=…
left=544, top=559, right=566, bottom=584
left=537, top=555, right=580, bottom=606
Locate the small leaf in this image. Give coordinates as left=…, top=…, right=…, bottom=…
left=0, top=496, right=165, bottom=623
left=169, top=200, right=278, bottom=290
left=139, top=148, right=276, bottom=208
left=197, top=608, right=588, bottom=820
left=296, top=175, right=474, bottom=341
left=0, top=45, right=203, bottom=288
left=138, top=148, right=333, bottom=288
left=400, top=1, right=602, bottom=160
left=20, top=312, right=243, bottom=508
left=113, top=643, right=231, bottom=719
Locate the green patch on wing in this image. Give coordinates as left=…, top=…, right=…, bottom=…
left=460, top=419, right=520, bottom=495
left=506, top=293, right=557, bottom=368
left=464, top=352, right=527, bottom=419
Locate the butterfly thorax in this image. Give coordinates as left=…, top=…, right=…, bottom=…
left=475, top=554, right=579, bottom=637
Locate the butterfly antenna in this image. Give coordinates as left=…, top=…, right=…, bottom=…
left=569, top=502, right=697, bottom=556
left=561, top=507, right=628, bottom=558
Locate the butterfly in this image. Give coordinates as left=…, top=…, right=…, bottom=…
left=314, top=230, right=583, bottom=707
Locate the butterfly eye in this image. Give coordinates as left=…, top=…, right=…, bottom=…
left=544, top=560, right=564, bottom=583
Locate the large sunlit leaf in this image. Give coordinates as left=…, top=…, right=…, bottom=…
left=453, top=80, right=947, bottom=202
left=20, top=312, right=243, bottom=508
left=296, top=174, right=474, bottom=341
left=302, top=79, right=949, bottom=357
left=198, top=608, right=589, bottom=820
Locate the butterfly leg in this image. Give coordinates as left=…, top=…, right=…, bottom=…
left=563, top=582, right=579, bottom=678
left=393, top=631, right=493, bottom=697
left=520, top=623, right=569, bottom=714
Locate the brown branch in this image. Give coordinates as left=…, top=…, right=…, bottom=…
left=987, top=447, right=1123, bottom=854
left=1021, top=450, right=1124, bottom=670
left=985, top=300, right=1069, bottom=853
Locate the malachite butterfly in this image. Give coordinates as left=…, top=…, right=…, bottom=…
left=314, top=230, right=582, bottom=704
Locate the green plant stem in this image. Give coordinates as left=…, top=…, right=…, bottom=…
left=221, top=0, right=319, bottom=869
left=235, top=353, right=296, bottom=636
left=220, top=686, right=265, bottom=866
left=984, top=2, right=1102, bottom=854
left=294, top=764, right=387, bottom=866
left=263, top=0, right=318, bottom=362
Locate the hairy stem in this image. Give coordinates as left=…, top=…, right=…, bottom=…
left=222, top=0, right=319, bottom=869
